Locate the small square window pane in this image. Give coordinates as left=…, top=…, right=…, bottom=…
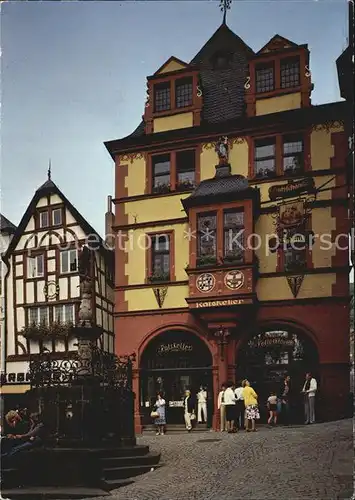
left=255, top=142, right=275, bottom=159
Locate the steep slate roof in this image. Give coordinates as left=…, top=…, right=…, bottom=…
left=121, top=23, right=255, bottom=140
left=0, top=214, right=17, bottom=234
left=4, top=178, right=107, bottom=260
left=182, top=165, right=260, bottom=210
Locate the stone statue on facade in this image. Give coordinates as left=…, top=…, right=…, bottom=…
left=215, top=136, right=229, bottom=165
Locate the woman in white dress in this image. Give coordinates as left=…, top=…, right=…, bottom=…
left=153, top=392, right=166, bottom=435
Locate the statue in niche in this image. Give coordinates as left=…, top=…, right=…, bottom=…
left=215, top=136, right=229, bottom=165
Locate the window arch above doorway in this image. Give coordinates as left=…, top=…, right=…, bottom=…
left=139, top=329, right=213, bottom=425
left=236, top=327, right=319, bottom=420
left=240, top=329, right=318, bottom=368
left=140, top=329, right=212, bottom=370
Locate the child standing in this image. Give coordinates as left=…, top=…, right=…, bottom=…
left=267, top=392, right=278, bottom=426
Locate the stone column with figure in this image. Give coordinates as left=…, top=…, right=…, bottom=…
left=75, top=245, right=102, bottom=375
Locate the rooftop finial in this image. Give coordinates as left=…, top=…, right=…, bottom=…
left=219, top=0, right=232, bottom=25
left=48, top=159, right=51, bottom=180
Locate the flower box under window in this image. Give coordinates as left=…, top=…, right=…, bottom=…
left=196, top=255, right=217, bottom=267
left=148, top=272, right=170, bottom=283
left=21, top=320, right=74, bottom=339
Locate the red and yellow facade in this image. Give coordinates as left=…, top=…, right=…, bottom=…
left=105, top=25, right=351, bottom=431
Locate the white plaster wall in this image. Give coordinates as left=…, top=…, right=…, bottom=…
left=16, top=280, right=24, bottom=305
left=5, top=264, right=15, bottom=356
left=50, top=194, right=62, bottom=205
left=25, top=282, right=35, bottom=303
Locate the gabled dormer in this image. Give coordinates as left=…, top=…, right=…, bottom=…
left=245, top=34, right=313, bottom=117
left=144, top=56, right=202, bottom=134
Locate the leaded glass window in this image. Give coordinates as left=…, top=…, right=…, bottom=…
left=154, top=82, right=171, bottom=112
left=256, top=63, right=275, bottom=93
left=151, top=235, right=170, bottom=280
left=223, top=210, right=244, bottom=262
left=255, top=138, right=276, bottom=178
left=197, top=213, right=217, bottom=262
left=281, top=57, right=300, bottom=89
left=175, top=78, right=193, bottom=108
left=283, top=136, right=304, bottom=174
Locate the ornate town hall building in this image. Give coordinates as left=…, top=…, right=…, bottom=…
left=105, top=21, right=351, bottom=431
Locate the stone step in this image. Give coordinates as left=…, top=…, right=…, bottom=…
left=142, top=424, right=209, bottom=433
left=102, top=463, right=164, bottom=482
left=100, top=451, right=161, bottom=469
left=0, top=487, right=110, bottom=499
left=95, top=444, right=150, bottom=458
left=0, top=467, right=20, bottom=489
left=101, top=478, right=135, bottom=490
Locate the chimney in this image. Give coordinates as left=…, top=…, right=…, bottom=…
left=105, top=195, right=115, bottom=249
left=215, top=164, right=231, bottom=178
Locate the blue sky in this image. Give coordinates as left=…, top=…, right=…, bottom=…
left=1, top=0, right=349, bottom=235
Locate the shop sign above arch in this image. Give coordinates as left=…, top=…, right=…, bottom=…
left=241, top=329, right=319, bottom=367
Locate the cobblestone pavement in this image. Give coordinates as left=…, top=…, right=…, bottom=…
left=90, top=420, right=353, bottom=500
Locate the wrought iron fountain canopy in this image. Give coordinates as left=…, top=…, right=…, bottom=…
left=27, top=348, right=136, bottom=446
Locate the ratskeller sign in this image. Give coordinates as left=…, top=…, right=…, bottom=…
left=157, top=342, right=193, bottom=354
left=192, top=298, right=252, bottom=308
left=249, top=336, right=295, bottom=348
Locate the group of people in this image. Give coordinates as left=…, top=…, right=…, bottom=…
left=218, top=380, right=260, bottom=432
left=1, top=408, right=45, bottom=458
left=151, top=372, right=318, bottom=434
left=218, top=372, right=318, bottom=432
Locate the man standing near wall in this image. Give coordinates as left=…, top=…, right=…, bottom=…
left=302, top=373, right=318, bottom=424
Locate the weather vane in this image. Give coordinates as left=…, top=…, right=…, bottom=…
left=48, top=159, right=51, bottom=180
left=219, top=0, right=232, bottom=25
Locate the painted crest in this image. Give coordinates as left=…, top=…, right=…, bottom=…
left=196, top=273, right=216, bottom=293
left=286, top=275, right=304, bottom=298
left=224, top=270, right=244, bottom=290
left=43, top=281, right=60, bottom=299
left=153, top=287, right=168, bottom=308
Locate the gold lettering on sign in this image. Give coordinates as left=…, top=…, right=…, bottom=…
left=194, top=298, right=251, bottom=308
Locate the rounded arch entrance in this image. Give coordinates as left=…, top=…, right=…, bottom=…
left=236, top=324, right=319, bottom=423
left=139, top=329, right=213, bottom=426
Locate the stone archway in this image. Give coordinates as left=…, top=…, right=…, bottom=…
left=139, top=329, right=214, bottom=426
left=236, top=326, right=319, bottom=423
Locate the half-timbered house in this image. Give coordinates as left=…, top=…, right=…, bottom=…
left=1, top=214, right=17, bottom=375
left=1, top=176, right=114, bottom=403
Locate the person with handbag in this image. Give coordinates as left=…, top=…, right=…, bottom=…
left=151, top=392, right=166, bottom=435
left=183, top=389, right=196, bottom=432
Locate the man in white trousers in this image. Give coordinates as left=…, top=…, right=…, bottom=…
left=302, top=372, right=317, bottom=424
left=197, top=386, right=207, bottom=423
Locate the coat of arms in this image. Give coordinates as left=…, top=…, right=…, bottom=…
left=196, top=273, right=216, bottom=293
left=224, top=270, right=244, bottom=290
